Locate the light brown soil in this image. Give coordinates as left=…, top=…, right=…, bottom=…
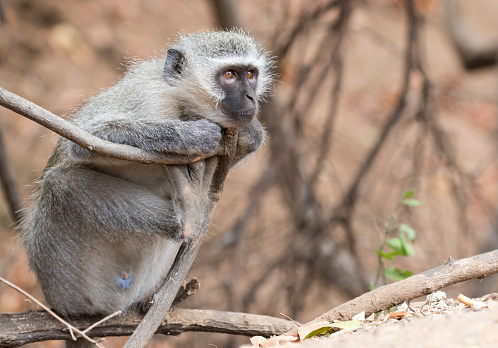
left=299, top=299, right=498, bottom=348
left=245, top=293, right=498, bottom=348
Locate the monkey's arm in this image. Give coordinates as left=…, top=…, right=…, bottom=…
left=68, top=118, right=223, bottom=162
left=232, top=118, right=265, bottom=166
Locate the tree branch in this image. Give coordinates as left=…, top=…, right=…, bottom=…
left=0, top=87, right=212, bottom=165
left=0, top=122, right=22, bottom=222
left=123, top=128, right=239, bottom=348
left=0, top=308, right=294, bottom=347
left=314, top=249, right=498, bottom=323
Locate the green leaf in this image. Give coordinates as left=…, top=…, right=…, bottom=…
left=369, top=282, right=376, bottom=290
left=303, top=326, right=335, bottom=339
left=402, top=241, right=415, bottom=256
left=399, top=223, right=416, bottom=242
left=402, top=198, right=423, bottom=206
left=403, top=190, right=414, bottom=199
left=398, top=233, right=415, bottom=256
left=387, top=238, right=403, bottom=255
left=385, top=267, right=413, bottom=281
left=302, top=320, right=362, bottom=340
left=376, top=249, right=396, bottom=260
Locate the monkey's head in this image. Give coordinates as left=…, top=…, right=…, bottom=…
left=164, top=30, right=275, bottom=128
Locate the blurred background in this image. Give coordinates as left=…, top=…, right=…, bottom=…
left=0, top=0, right=497, bottom=347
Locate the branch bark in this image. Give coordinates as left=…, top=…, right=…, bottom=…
left=0, top=308, right=294, bottom=347
left=0, top=87, right=213, bottom=165
left=123, top=128, right=239, bottom=348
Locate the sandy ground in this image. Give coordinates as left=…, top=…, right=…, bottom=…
left=244, top=293, right=498, bottom=348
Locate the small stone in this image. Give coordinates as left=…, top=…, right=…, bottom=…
left=426, top=291, right=447, bottom=303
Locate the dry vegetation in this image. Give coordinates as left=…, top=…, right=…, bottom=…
left=0, top=0, right=497, bottom=347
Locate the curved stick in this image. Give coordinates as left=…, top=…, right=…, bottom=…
left=0, top=87, right=211, bottom=165
left=123, top=129, right=239, bottom=348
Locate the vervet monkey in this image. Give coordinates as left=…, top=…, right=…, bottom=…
left=19, top=29, right=274, bottom=329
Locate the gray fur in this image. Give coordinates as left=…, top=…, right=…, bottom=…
left=19, top=29, right=274, bottom=335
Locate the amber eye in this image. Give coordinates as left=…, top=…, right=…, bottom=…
left=224, top=70, right=234, bottom=78
left=246, top=70, right=254, bottom=79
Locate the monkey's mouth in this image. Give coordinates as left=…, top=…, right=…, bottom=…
left=229, top=109, right=256, bottom=127
left=220, top=105, right=256, bottom=127
left=235, top=109, right=256, bottom=118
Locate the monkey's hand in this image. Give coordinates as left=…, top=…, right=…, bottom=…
left=232, top=118, right=266, bottom=165
left=172, top=119, right=223, bottom=157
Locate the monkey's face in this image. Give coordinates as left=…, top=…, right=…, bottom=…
left=217, top=65, right=258, bottom=127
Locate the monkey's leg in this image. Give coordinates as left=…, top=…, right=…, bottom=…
left=25, top=166, right=183, bottom=316
left=164, top=156, right=220, bottom=239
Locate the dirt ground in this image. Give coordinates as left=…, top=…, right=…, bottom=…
left=245, top=293, right=498, bottom=347
left=302, top=298, right=498, bottom=348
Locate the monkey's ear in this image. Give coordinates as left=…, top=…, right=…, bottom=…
left=164, top=48, right=185, bottom=84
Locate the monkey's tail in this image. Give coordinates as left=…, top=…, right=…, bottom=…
left=66, top=339, right=95, bottom=348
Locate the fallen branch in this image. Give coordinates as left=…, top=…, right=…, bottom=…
left=0, top=87, right=213, bottom=165
left=0, top=309, right=294, bottom=347
left=310, top=249, right=498, bottom=325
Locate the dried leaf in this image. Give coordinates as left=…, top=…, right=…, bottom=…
left=352, top=311, right=365, bottom=321
left=261, top=335, right=298, bottom=347
left=387, top=310, right=409, bottom=320
left=250, top=336, right=267, bottom=346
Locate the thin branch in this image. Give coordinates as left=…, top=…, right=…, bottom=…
left=81, top=311, right=123, bottom=335
left=277, top=0, right=341, bottom=58
left=0, top=122, right=22, bottom=222
left=311, top=0, right=350, bottom=184
left=0, top=87, right=214, bottom=165
left=332, top=0, right=419, bottom=218
left=123, top=129, right=239, bottom=348
left=0, top=277, right=114, bottom=347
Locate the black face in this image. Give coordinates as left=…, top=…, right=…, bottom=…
left=218, top=65, right=258, bottom=127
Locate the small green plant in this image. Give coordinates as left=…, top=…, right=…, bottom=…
left=370, top=190, right=422, bottom=290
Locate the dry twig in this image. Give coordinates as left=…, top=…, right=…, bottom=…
left=0, top=277, right=120, bottom=347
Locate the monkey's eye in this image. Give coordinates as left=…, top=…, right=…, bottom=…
left=224, top=70, right=235, bottom=78
left=246, top=71, right=254, bottom=79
